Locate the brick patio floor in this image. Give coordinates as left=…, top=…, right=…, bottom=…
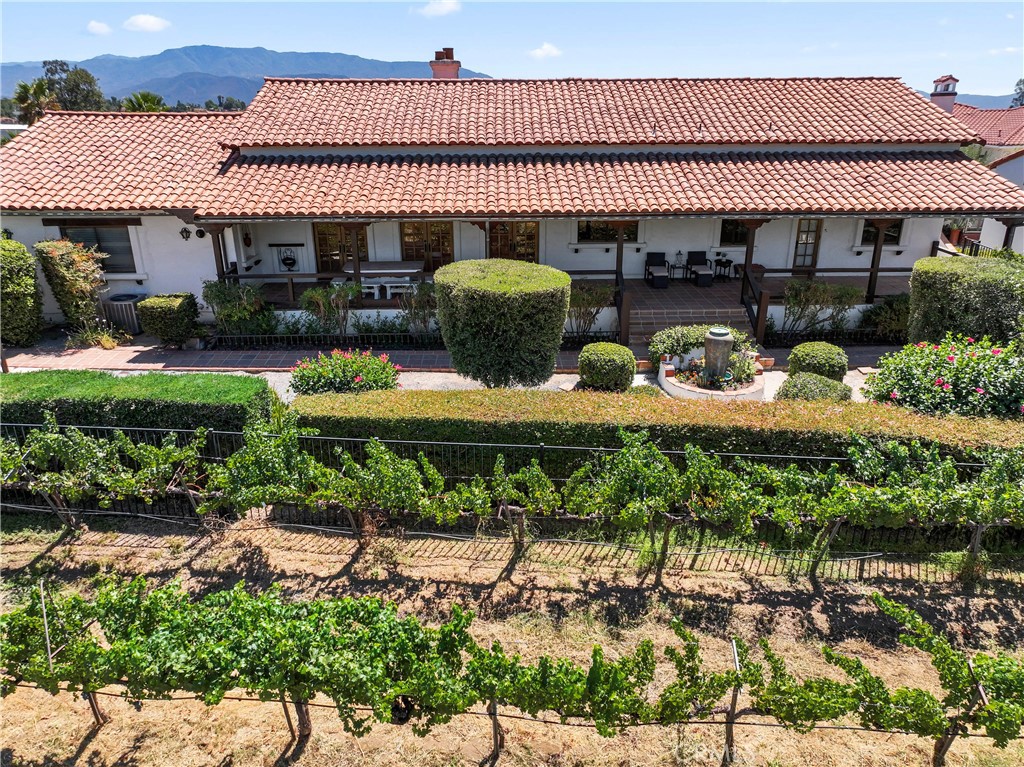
left=2, top=337, right=583, bottom=374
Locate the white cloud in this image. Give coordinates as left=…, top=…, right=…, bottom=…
left=988, top=46, right=1021, bottom=56
left=123, top=14, right=171, bottom=32
left=528, top=42, right=562, bottom=59
left=417, top=0, right=461, bottom=17
left=86, top=20, right=111, bottom=36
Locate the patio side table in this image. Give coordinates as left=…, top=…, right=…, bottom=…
left=714, top=258, right=734, bottom=280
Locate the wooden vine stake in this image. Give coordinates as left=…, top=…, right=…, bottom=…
left=485, top=698, right=505, bottom=766
left=808, top=516, right=845, bottom=580
left=721, top=639, right=741, bottom=766
left=932, top=660, right=988, bottom=767
left=40, top=579, right=107, bottom=727
left=280, top=694, right=296, bottom=739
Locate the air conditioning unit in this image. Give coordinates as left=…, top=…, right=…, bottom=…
left=101, top=293, right=148, bottom=334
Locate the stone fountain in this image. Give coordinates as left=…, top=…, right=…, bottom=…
left=656, top=325, right=765, bottom=401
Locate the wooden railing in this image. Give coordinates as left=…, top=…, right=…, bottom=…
left=226, top=269, right=426, bottom=305
left=739, top=266, right=915, bottom=344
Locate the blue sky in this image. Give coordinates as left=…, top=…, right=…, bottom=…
left=1, top=1, right=1021, bottom=94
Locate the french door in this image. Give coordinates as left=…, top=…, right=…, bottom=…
left=793, top=219, right=822, bottom=272
left=489, top=221, right=539, bottom=262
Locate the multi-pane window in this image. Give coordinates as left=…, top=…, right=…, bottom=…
left=860, top=220, right=904, bottom=247
left=60, top=226, right=137, bottom=273
left=313, top=223, right=367, bottom=273
left=719, top=220, right=749, bottom=247
left=793, top=219, right=822, bottom=270
left=400, top=222, right=454, bottom=270
left=576, top=221, right=639, bottom=243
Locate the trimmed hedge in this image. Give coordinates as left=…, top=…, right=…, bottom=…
left=577, top=342, right=636, bottom=391
left=908, top=257, right=1024, bottom=343
left=648, top=324, right=752, bottom=371
left=0, top=370, right=273, bottom=431
left=0, top=239, right=44, bottom=347
left=787, top=342, right=849, bottom=381
left=292, top=390, right=1024, bottom=459
left=776, top=373, right=853, bottom=402
left=138, top=293, right=200, bottom=346
left=434, top=259, right=571, bottom=387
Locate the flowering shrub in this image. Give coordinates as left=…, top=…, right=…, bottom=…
left=290, top=348, right=400, bottom=395
left=865, top=335, right=1024, bottom=419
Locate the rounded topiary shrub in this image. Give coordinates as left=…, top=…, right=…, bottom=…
left=578, top=342, right=636, bottom=392
left=775, top=373, right=852, bottom=402
left=434, top=259, right=571, bottom=388
left=138, top=293, right=200, bottom=346
left=648, top=324, right=752, bottom=371
left=0, top=238, right=44, bottom=347
left=787, top=342, right=848, bottom=381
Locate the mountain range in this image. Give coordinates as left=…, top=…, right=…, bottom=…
left=0, top=45, right=490, bottom=105
left=1, top=46, right=1014, bottom=109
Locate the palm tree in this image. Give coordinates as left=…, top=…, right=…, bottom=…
left=14, top=79, right=58, bottom=125
left=121, top=91, right=168, bottom=113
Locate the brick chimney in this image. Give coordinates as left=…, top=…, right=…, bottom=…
left=930, top=74, right=959, bottom=113
left=429, top=47, right=460, bottom=79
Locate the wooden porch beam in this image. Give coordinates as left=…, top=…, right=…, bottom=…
left=614, top=222, right=625, bottom=284
left=865, top=218, right=890, bottom=304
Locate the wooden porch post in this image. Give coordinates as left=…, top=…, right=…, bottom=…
left=614, top=222, right=625, bottom=283
left=865, top=218, right=890, bottom=304
left=997, top=218, right=1023, bottom=249
left=205, top=224, right=228, bottom=281
left=741, top=219, right=768, bottom=272
left=342, top=223, right=364, bottom=283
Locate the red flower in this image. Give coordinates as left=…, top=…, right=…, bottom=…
left=934, top=378, right=943, bottom=386
left=993, top=349, right=1003, bottom=355
left=947, top=356, right=955, bottom=362
left=975, top=388, right=985, bottom=394
left=967, top=337, right=975, bottom=343
left=943, top=384, right=951, bottom=391
left=890, top=391, right=899, bottom=399
left=354, top=375, right=363, bottom=383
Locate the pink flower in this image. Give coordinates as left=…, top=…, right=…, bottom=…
left=917, top=342, right=927, bottom=348
left=395, top=364, right=403, bottom=370
left=975, top=388, right=985, bottom=394
left=934, top=378, right=943, bottom=386
left=933, top=345, right=940, bottom=350
left=890, top=391, right=899, bottom=399
left=970, top=352, right=977, bottom=358
left=993, top=349, right=1003, bottom=355
left=943, top=384, right=951, bottom=391
left=354, top=375, right=363, bottom=383
left=947, top=356, right=955, bottom=362
left=380, top=353, right=389, bottom=361
left=967, top=337, right=975, bottom=343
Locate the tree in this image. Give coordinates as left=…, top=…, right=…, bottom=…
left=170, top=100, right=201, bottom=112
left=121, top=91, right=168, bottom=113
left=13, top=79, right=59, bottom=125
left=42, top=60, right=105, bottom=111
left=1012, top=78, right=1024, bottom=109
left=204, top=95, right=247, bottom=111
left=1, top=97, right=16, bottom=120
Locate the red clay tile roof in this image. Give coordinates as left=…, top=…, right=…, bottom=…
left=953, top=103, right=1024, bottom=146
left=0, top=111, right=238, bottom=213
left=194, top=150, right=1024, bottom=219
left=225, top=77, right=979, bottom=148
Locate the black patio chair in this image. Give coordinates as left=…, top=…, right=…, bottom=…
left=644, top=252, right=669, bottom=289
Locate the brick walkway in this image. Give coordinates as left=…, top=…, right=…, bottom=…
left=3, top=339, right=583, bottom=373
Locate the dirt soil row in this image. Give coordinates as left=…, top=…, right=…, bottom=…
left=2, top=517, right=1023, bottom=767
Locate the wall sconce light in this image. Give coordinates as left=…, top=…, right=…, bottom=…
left=573, top=247, right=579, bottom=253
left=604, top=247, right=610, bottom=253
left=242, top=231, right=253, bottom=248
left=179, top=227, right=191, bottom=241
left=195, top=228, right=207, bottom=239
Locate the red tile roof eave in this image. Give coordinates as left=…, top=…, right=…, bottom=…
left=990, top=147, right=1024, bottom=169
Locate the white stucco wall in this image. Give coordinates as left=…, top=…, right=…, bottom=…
left=2, top=214, right=220, bottom=323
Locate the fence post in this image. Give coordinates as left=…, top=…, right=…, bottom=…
left=722, top=639, right=742, bottom=766
left=537, top=443, right=545, bottom=472
left=809, top=517, right=845, bottom=580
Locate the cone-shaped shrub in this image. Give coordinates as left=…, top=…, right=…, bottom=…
left=434, top=259, right=571, bottom=387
